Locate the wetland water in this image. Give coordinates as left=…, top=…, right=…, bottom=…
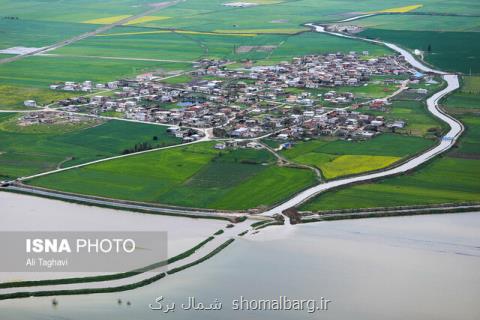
left=1, top=193, right=478, bottom=320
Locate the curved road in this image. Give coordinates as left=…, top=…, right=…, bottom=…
left=262, top=24, right=463, bottom=216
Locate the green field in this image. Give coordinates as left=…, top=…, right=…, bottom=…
left=445, top=76, right=480, bottom=114
left=445, top=93, right=480, bottom=113
left=0, top=84, right=78, bottom=109
left=0, top=56, right=192, bottom=110
left=342, top=15, right=480, bottom=32
left=461, top=76, right=480, bottom=94
left=300, top=157, right=480, bottom=211
left=0, top=115, right=181, bottom=179
left=0, top=19, right=97, bottom=50
left=131, top=0, right=480, bottom=32
left=0, top=0, right=159, bottom=22
left=450, top=116, right=480, bottom=157
left=0, top=55, right=192, bottom=88
left=280, top=134, right=435, bottom=179
left=161, top=74, right=193, bottom=85
left=26, top=142, right=317, bottom=210
left=1, top=0, right=478, bottom=25
left=50, top=25, right=391, bottom=64
left=359, top=29, right=480, bottom=74
left=52, top=28, right=206, bottom=61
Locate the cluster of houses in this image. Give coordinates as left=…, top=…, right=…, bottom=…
left=224, top=106, right=405, bottom=141
left=284, top=53, right=409, bottom=87
left=325, top=24, right=364, bottom=34
left=50, top=80, right=118, bottom=92
left=17, top=111, right=93, bottom=127
left=50, top=54, right=416, bottom=142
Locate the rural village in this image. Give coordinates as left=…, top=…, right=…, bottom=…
left=20, top=52, right=427, bottom=149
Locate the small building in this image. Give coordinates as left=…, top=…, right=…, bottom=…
left=24, top=100, right=36, bottom=107
left=416, top=88, right=428, bottom=94
left=277, top=133, right=289, bottom=140
left=167, top=126, right=181, bottom=133
left=214, top=143, right=226, bottom=150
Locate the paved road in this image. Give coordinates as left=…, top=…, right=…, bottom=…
left=0, top=1, right=181, bottom=65
left=338, top=13, right=376, bottom=22
left=261, top=25, right=463, bottom=216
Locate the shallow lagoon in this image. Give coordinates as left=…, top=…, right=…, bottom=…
left=1, top=194, right=478, bottom=320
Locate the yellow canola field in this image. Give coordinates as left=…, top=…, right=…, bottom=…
left=125, top=16, right=170, bottom=25
left=83, top=15, right=130, bottom=24
left=83, top=15, right=170, bottom=25
left=368, top=4, right=423, bottom=14
left=214, top=28, right=306, bottom=34
left=321, top=155, right=401, bottom=179
left=97, top=30, right=258, bottom=37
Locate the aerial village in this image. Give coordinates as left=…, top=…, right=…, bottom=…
left=21, top=52, right=429, bottom=148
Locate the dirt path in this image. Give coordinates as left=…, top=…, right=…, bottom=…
left=39, top=53, right=195, bottom=64
left=259, top=142, right=323, bottom=180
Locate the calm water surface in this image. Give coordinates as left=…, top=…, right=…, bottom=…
left=1, top=208, right=479, bottom=320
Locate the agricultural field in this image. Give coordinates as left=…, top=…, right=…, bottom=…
left=0, top=85, right=78, bottom=110
left=359, top=29, right=480, bottom=74
left=83, top=15, right=171, bottom=25
left=1, top=0, right=478, bottom=27
left=0, top=114, right=181, bottom=179
left=0, top=0, right=159, bottom=22
left=0, top=55, right=192, bottom=88
left=450, top=116, right=480, bottom=157
left=461, top=76, right=480, bottom=94
left=160, top=74, right=193, bottom=84
left=0, top=0, right=478, bottom=211
left=445, top=76, right=480, bottom=114
left=341, top=15, right=480, bottom=32
left=300, top=157, right=480, bottom=211
left=279, top=134, right=435, bottom=179
left=445, top=93, right=480, bottom=113
left=132, top=0, right=480, bottom=32
left=367, top=4, right=423, bottom=14
left=265, top=32, right=391, bottom=63
left=26, top=142, right=317, bottom=210
left=0, top=54, right=191, bottom=110
left=0, top=19, right=97, bottom=50
left=52, top=26, right=391, bottom=64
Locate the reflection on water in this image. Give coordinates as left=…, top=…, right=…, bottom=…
left=1, top=212, right=479, bottom=320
